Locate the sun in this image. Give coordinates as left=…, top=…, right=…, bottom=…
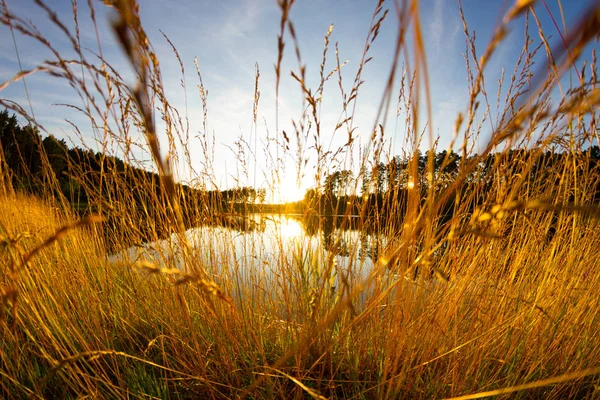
left=272, top=180, right=306, bottom=204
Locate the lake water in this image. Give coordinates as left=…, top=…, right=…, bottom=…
left=114, top=214, right=396, bottom=291
left=111, top=213, right=442, bottom=318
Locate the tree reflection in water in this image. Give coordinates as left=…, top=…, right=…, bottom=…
left=285, top=213, right=387, bottom=262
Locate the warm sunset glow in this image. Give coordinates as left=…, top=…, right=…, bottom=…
left=272, top=180, right=306, bottom=204
left=1, top=0, right=598, bottom=396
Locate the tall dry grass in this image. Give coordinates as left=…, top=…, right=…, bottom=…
left=1, top=0, right=600, bottom=398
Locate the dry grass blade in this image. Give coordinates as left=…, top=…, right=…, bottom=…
left=36, top=349, right=233, bottom=397
left=445, top=366, right=600, bottom=400
left=22, top=214, right=103, bottom=266
left=261, top=367, right=328, bottom=400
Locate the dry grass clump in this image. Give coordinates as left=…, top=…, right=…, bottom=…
left=1, top=0, right=600, bottom=398
left=0, top=195, right=240, bottom=398
left=0, top=193, right=64, bottom=239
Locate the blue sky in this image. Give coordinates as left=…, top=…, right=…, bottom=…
left=0, top=0, right=597, bottom=202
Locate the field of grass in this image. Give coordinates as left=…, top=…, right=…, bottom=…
left=1, top=0, right=600, bottom=398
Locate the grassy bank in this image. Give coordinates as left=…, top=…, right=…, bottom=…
left=1, top=191, right=600, bottom=398
left=2, top=0, right=600, bottom=398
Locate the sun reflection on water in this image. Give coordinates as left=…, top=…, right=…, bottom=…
left=276, top=218, right=304, bottom=239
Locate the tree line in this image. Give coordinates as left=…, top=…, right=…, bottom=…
left=298, top=144, right=600, bottom=229
left=2, top=109, right=599, bottom=247
left=0, top=110, right=267, bottom=248
left=0, top=110, right=266, bottom=205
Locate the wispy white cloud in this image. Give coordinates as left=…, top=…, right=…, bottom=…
left=220, top=0, right=263, bottom=41
left=430, top=0, right=445, bottom=54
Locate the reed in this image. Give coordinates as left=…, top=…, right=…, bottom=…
left=1, top=0, right=599, bottom=398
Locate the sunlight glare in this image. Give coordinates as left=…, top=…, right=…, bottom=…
left=273, top=179, right=305, bottom=203
left=278, top=218, right=304, bottom=238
